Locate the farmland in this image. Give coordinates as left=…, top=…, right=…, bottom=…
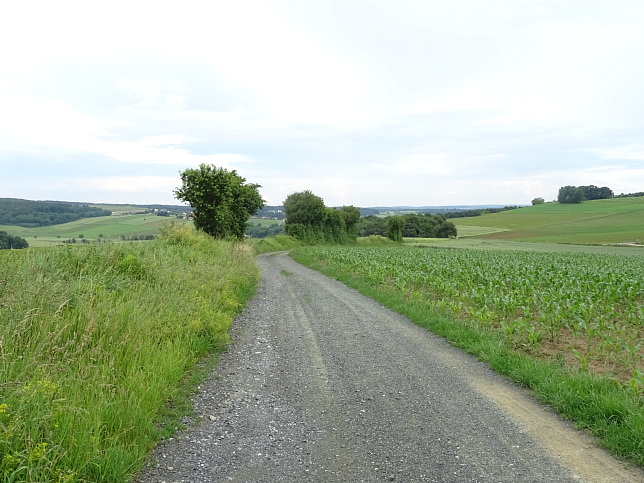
left=291, top=244, right=644, bottom=464
left=0, top=214, right=189, bottom=247
left=453, top=197, right=644, bottom=244
left=293, top=245, right=643, bottom=384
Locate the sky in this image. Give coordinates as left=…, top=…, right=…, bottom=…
left=1, top=0, right=644, bottom=208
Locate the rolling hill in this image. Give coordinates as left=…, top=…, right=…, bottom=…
left=454, top=197, right=644, bottom=245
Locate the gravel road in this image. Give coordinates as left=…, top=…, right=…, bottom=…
left=136, top=252, right=643, bottom=483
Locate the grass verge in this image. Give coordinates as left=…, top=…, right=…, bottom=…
left=290, top=248, right=644, bottom=467
left=0, top=224, right=259, bottom=482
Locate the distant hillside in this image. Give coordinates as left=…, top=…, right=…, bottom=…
left=254, top=204, right=519, bottom=218
left=0, top=198, right=110, bottom=227
left=454, top=197, right=644, bottom=245
left=358, top=205, right=522, bottom=217
left=88, top=202, right=191, bottom=214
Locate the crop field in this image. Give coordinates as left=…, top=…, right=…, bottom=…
left=454, top=197, right=644, bottom=244
left=0, top=215, right=189, bottom=247
left=295, top=245, right=644, bottom=390
left=404, top=237, right=644, bottom=257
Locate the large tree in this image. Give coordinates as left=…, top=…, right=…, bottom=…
left=283, top=190, right=360, bottom=244
left=435, top=221, right=458, bottom=238
left=174, top=164, right=264, bottom=239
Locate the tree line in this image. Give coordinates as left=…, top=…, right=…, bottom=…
left=357, top=214, right=457, bottom=240
left=557, top=185, right=614, bottom=204
left=0, top=198, right=110, bottom=227
left=0, top=231, right=28, bottom=249
left=615, top=191, right=644, bottom=198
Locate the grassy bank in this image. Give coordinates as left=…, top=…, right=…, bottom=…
left=290, top=245, right=644, bottom=467
left=0, top=225, right=258, bottom=482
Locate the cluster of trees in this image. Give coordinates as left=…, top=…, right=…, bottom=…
left=174, top=164, right=265, bottom=239
left=0, top=231, right=28, bottom=249
left=0, top=199, right=110, bottom=227
left=357, top=214, right=457, bottom=240
left=62, top=237, right=91, bottom=244
left=558, top=185, right=613, bottom=204
left=283, top=191, right=361, bottom=244
left=121, top=234, right=156, bottom=241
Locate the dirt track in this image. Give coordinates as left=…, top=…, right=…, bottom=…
left=136, top=251, right=643, bottom=482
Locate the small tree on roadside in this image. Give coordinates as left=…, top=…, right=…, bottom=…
left=435, top=221, right=458, bottom=238
left=174, top=164, right=265, bottom=239
left=283, top=190, right=327, bottom=243
left=531, top=197, right=545, bottom=205
left=386, top=216, right=406, bottom=243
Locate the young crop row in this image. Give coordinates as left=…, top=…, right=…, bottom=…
left=299, top=246, right=644, bottom=391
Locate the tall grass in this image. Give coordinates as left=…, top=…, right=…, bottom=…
left=0, top=224, right=258, bottom=482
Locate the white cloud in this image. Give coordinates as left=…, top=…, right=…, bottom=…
left=0, top=83, right=108, bottom=151
left=384, top=154, right=453, bottom=176
left=2, top=1, right=644, bottom=206
left=115, top=79, right=190, bottom=112
left=96, top=176, right=178, bottom=193
left=590, top=146, right=644, bottom=161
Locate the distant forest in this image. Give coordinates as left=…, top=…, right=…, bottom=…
left=0, top=198, right=111, bottom=227
left=615, top=191, right=644, bottom=198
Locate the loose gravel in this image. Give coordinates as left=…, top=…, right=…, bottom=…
left=136, top=252, right=643, bottom=482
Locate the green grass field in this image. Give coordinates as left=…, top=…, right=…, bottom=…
left=0, top=215, right=189, bottom=247
left=247, top=217, right=284, bottom=227
left=454, top=197, right=644, bottom=244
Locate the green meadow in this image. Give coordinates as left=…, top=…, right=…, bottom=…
left=453, top=197, right=644, bottom=245
left=0, top=215, right=189, bottom=247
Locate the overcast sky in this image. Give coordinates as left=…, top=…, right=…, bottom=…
left=1, top=0, right=643, bottom=207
